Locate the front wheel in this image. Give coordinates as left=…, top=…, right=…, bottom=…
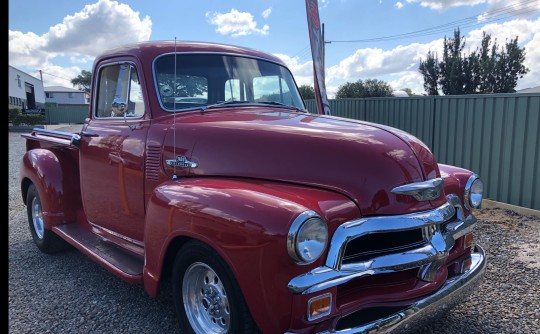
left=172, top=240, right=259, bottom=334
left=26, top=184, right=69, bottom=253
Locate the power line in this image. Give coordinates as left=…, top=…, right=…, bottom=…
left=40, top=70, right=73, bottom=83
left=327, top=0, right=539, bottom=44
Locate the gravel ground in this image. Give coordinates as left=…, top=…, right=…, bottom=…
left=8, top=128, right=540, bottom=333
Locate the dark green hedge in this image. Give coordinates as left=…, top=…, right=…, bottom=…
left=9, top=108, right=45, bottom=126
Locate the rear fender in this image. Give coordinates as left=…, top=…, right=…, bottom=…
left=20, top=148, right=81, bottom=228
left=143, top=177, right=360, bottom=334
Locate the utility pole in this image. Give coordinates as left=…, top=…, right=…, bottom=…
left=322, top=23, right=325, bottom=72
left=322, top=23, right=331, bottom=76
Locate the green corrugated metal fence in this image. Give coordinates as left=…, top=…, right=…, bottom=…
left=45, top=104, right=89, bottom=124
left=305, top=93, right=540, bottom=210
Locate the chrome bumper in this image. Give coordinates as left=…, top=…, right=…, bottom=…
left=318, top=244, right=487, bottom=334
left=289, top=195, right=475, bottom=295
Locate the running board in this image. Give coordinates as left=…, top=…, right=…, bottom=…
left=53, top=224, right=144, bottom=284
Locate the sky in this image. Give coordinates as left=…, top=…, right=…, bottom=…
left=8, top=0, right=540, bottom=97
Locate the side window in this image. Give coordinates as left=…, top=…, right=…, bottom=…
left=95, top=63, right=145, bottom=118
left=253, top=76, right=292, bottom=104
left=128, top=70, right=145, bottom=116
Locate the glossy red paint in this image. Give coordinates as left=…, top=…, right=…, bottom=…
left=157, top=108, right=443, bottom=216
left=144, top=178, right=360, bottom=333
left=20, top=147, right=81, bottom=228
left=19, top=41, right=484, bottom=334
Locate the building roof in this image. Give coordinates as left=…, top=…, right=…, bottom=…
left=44, top=86, right=86, bottom=93
left=516, top=86, right=540, bottom=94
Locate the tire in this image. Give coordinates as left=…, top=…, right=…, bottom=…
left=26, top=184, right=69, bottom=254
left=172, top=240, right=260, bottom=334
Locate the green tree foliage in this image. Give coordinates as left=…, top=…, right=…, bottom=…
left=418, top=28, right=529, bottom=95
left=298, top=84, right=315, bottom=100
left=335, top=79, right=393, bottom=98
left=71, top=70, right=92, bottom=93
left=401, top=88, right=414, bottom=96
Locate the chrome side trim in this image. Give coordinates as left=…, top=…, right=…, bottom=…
left=314, top=245, right=486, bottom=334
left=391, top=178, right=443, bottom=201
left=288, top=195, right=476, bottom=294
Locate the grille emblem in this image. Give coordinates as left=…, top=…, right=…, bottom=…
left=391, top=178, right=443, bottom=201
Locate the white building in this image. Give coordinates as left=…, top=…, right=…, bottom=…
left=8, top=65, right=46, bottom=111
left=45, top=86, right=89, bottom=105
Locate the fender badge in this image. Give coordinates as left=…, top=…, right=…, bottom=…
left=166, top=155, right=198, bottom=168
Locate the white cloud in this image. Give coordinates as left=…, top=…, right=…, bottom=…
left=324, top=17, right=539, bottom=94
left=478, top=0, right=540, bottom=21
left=405, top=0, right=486, bottom=10
left=8, top=0, right=152, bottom=86
left=206, top=9, right=269, bottom=37
left=395, top=2, right=405, bottom=9
left=406, top=0, right=540, bottom=16
left=262, top=8, right=272, bottom=19
left=274, top=53, right=314, bottom=86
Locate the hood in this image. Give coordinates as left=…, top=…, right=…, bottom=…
left=163, top=108, right=444, bottom=215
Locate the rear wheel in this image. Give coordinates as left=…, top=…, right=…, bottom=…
left=26, top=184, right=69, bottom=253
left=172, top=240, right=259, bottom=334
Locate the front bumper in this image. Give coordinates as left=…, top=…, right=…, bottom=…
left=318, top=244, right=486, bottom=334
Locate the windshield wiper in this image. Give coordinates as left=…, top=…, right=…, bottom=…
left=255, top=101, right=307, bottom=112
left=199, top=100, right=254, bottom=112
left=199, top=100, right=308, bottom=113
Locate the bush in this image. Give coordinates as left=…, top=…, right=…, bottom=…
left=9, top=108, right=20, bottom=123
left=9, top=108, right=45, bottom=126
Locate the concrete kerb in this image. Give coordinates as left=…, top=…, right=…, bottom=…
left=482, top=199, right=540, bottom=218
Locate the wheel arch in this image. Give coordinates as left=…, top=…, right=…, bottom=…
left=19, top=148, right=82, bottom=228
left=142, top=177, right=361, bottom=334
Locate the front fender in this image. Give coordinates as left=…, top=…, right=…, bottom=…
left=143, top=177, right=360, bottom=334
left=20, top=148, right=81, bottom=228
left=439, top=163, right=476, bottom=212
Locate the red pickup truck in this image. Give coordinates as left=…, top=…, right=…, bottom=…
left=20, top=40, right=486, bottom=334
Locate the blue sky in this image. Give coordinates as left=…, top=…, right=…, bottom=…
left=9, top=0, right=540, bottom=96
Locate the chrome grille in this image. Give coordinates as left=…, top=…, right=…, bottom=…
left=342, top=229, right=425, bottom=264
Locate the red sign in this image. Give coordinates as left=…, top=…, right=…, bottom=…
left=305, top=0, right=331, bottom=115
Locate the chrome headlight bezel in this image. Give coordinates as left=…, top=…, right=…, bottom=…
left=464, top=174, right=483, bottom=209
left=287, top=210, right=328, bottom=265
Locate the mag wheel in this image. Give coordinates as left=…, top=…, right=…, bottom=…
left=172, top=240, right=259, bottom=334
left=26, top=184, right=69, bottom=253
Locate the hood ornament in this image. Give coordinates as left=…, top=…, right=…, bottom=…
left=166, top=155, right=198, bottom=168
left=391, top=178, right=443, bottom=201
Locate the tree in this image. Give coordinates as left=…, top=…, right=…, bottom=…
left=298, top=84, right=315, bottom=100
left=418, top=51, right=439, bottom=95
left=335, top=79, right=393, bottom=99
left=401, top=88, right=414, bottom=96
left=418, top=28, right=529, bottom=95
left=71, top=70, right=92, bottom=93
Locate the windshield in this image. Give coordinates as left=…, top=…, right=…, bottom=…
left=154, top=54, right=305, bottom=111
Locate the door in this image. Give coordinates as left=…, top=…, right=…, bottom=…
left=79, top=62, right=149, bottom=242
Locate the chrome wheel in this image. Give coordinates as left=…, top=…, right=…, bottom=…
left=182, top=262, right=230, bottom=334
left=31, top=196, right=44, bottom=239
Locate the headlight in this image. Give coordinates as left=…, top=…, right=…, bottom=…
left=464, top=174, right=483, bottom=209
left=287, top=211, right=328, bottom=265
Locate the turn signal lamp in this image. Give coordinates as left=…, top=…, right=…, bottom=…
left=308, top=293, right=332, bottom=321
left=464, top=233, right=474, bottom=249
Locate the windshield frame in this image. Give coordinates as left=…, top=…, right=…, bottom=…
left=152, top=52, right=306, bottom=112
